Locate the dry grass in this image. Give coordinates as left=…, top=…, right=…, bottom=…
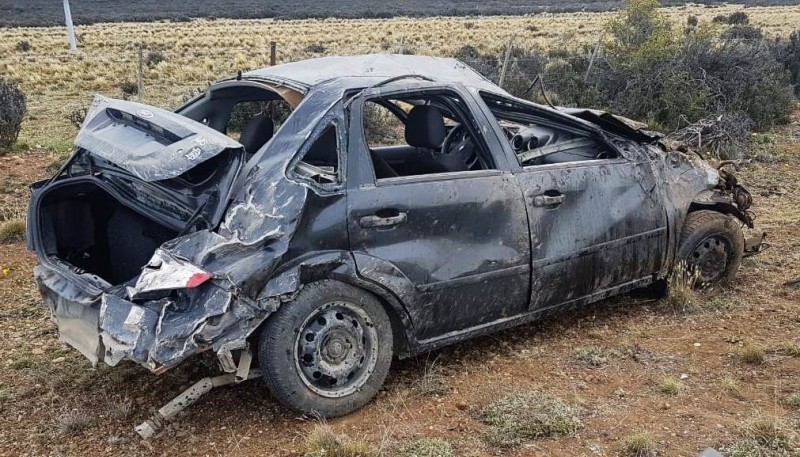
left=786, top=394, right=800, bottom=408
left=727, top=413, right=800, bottom=457
left=657, top=377, right=685, bottom=396
left=410, top=359, right=451, bottom=397
left=302, top=424, right=376, bottom=457
left=573, top=345, right=612, bottom=367
left=479, top=390, right=583, bottom=447
left=0, top=219, right=26, bottom=244
left=740, top=341, right=767, bottom=365
left=55, top=409, right=93, bottom=437
left=387, top=438, right=453, bottom=457
left=776, top=341, right=800, bottom=357
left=664, top=261, right=699, bottom=312
left=621, top=433, right=660, bottom=457
left=720, top=377, right=741, bottom=396
left=2, top=5, right=799, bottom=151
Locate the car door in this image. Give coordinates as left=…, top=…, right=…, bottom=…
left=519, top=155, right=668, bottom=309
left=345, top=84, right=531, bottom=342
left=473, top=93, right=668, bottom=311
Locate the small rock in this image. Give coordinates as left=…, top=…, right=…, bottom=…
left=454, top=402, right=469, bottom=411
left=51, top=357, right=66, bottom=364
left=31, top=348, right=44, bottom=355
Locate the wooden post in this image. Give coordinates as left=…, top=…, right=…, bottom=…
left=63, top=0, right=78, bottom=52
left=584, top=33, right=605, bottom=83
left=398, top=36, right=405, bottom=54
left=270, top=41, right=276, bottom=66
left=498, top=34, right=517, bottom=89
left=137, top=45, right=143, bottom=102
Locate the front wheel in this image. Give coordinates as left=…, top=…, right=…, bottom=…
left=677, top=210, right=745, bottom=285
left=258, top=280, right=393, bottom=418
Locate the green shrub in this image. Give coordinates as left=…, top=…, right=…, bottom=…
left=0, top=78, right=26, bottom=151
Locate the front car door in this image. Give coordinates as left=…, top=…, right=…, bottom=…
left=345, top=83, right=531, bottom=342
left=475, top=92, right=668, bottom=310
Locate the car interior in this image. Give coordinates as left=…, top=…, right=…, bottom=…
left=362, top=93, right=495, bottom=180
left=480, top=93, right=615, bottom=166
left=179, top=83, right=295, bottom=161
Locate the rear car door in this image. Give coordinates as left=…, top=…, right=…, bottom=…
left=345, top=84, right=531, bottom=342
left=476, top=93, right=668, bottom=310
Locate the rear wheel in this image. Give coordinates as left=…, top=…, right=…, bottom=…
left=677, top=210, right=744, bottom=285
left=258, top=280, right=393, bottom=418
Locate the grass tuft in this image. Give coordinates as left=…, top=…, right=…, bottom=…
left=387, top=438, right=453, bottom=457
left=727, top=413, right=800, bottom=457
left=657, top=377, right=685, bottom=396
left=56, top=409, right=93, bottom=437
left=302, top=424, right=376, bottom=457
left=776, top=342, right=800, bottom=357
left=573, top=345, right=610, bottom=367
left=664, top=261, right=699, bottom=312
left=480, top=390, right=583, bottom=447
left=739, top=342, right=767, bottom=365
left=0, top=219, right=25, bottom=244
left=621, top=433, right=660, bottom=457
left=411, top=359, right=451, bottom=397
left=786, top=394, right=800, bottom=408
left=720, top=376, right=740, bottom=395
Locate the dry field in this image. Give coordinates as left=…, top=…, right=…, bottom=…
left=1, top=4, right=800, bottom=151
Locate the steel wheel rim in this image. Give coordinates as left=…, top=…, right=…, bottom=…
left=689, top=234, right=731, bottom=283
left=294, top=301, right=379, bottom=398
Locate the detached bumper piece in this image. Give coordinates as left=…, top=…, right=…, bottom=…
left=743, top=232, right=767, bottom=258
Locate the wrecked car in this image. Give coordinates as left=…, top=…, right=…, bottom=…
left=28, top=54, right=762, bottom=420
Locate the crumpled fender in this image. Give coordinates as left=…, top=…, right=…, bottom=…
left=690, top=189, right=753, bottom=228
left=258, top=250, right=417, bottom=355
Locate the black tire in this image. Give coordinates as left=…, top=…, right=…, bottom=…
left=677, top=210, right=745, bottom=285
left=258, top=280, right=393, bottom=418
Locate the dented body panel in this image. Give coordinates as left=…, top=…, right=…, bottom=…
left=28, top=54, right=758, bottom=375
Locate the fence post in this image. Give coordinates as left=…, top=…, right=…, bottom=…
left=270, top=41, right=277, bottom=66
left=498, top=34, right=516, bottom=89
left=398, top=36, right=405, bottom=54
left=137, top=45, right=144, bottom=102
left=63, top=0, right=78, bottom=52
left=584, top=33, right=605, bottom=83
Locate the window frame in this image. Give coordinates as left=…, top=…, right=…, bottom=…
left=286, top=109, right=346, bottom=193
left=351, top=86, right=502, bottom=186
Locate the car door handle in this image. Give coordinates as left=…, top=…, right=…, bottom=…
left=532, top=193, right=565, bottom=208
left=359, top=211, right=407, bottom=228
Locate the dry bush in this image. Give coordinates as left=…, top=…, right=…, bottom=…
left=727, top=413, right=800, bottom=457
left=0, top=219, right=26, bottom=244
left=302, top=423, right=375, bottom=457
left=622, top=433, right=660, bottom=457
left=480, top=390, right=583, bottom=447
left=0, top=78, right=26, bottom=151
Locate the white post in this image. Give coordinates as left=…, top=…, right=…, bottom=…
left=498, top=34, right=517, bottom=89
left=63, top=0, right=78, bottom=52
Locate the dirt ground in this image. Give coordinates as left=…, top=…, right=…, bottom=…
left=0, top=121, right=798, bottom=456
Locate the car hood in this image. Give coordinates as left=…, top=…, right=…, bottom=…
left=560, top=108, right=663, bottom=143
left=76, top=95, right=243, bottom=182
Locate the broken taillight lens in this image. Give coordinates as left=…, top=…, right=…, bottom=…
left=185, top=271, right=212, bottom=288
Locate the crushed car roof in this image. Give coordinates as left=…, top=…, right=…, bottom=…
left=244, top=54, right=508, bottom=94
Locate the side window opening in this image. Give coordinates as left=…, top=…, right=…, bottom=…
left=293, top=123, right=341, bottom=186
left=362, top=92, right=495, bottom=181
left=481, top=93, right=616, bottom=167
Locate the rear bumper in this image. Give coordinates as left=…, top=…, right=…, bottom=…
left=34, top=262, right=274, bottom=373
left=34, top=263, right=167, bottom=371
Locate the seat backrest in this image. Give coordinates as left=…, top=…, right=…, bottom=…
left=405, top=105, right=446, bottom=150
left=239, top=113, right=274, bottom=154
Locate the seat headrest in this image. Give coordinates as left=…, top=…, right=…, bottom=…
left=239, top=113, right=274, bottom=154
left=405, top=105, right=446, bottom=149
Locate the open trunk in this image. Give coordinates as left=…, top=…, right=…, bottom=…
left=39, top=180, right=178, bottom=285
left=29, top=95, right=246, bottom=288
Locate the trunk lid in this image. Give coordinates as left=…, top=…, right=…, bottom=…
left=77, top=95, right=244, bottom=182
